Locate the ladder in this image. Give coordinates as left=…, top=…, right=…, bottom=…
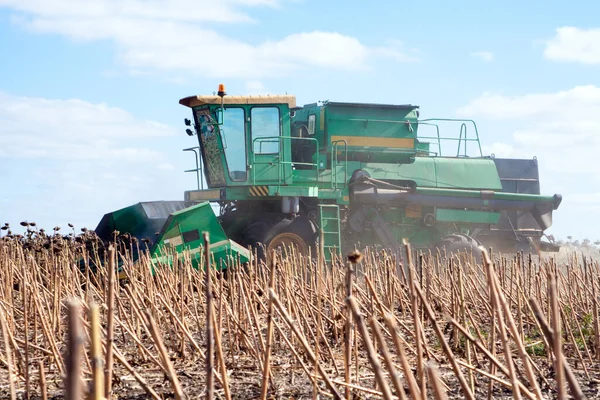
left=318, top=204, right=342, bottom=264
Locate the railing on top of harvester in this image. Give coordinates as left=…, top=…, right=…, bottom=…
left=416, top=118, right=484, bottom=158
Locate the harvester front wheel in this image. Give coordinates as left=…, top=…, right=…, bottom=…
left=265, top=216, right=318, bottom=261
left=267, top=231, right=309, bottom=257
left=238, top=213, right=284, bottom=261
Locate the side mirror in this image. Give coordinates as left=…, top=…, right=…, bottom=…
left=216, top=108, right=224, bottom=125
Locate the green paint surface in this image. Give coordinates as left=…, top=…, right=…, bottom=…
left=435, top=208, right=501, bottom=224
left=150, top=202, right=250, bottom=271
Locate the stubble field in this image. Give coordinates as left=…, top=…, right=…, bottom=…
left=1, top=227, right=599, bottom=399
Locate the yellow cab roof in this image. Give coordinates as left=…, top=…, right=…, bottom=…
left=179, top=94, right=297, bottom=108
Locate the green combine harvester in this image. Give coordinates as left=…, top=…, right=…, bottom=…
left=94, top=84, right=562, bottom=270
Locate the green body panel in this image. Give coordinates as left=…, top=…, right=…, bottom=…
left=292, top=101, right=420, bottom=164
left=151, top=238, right=249, bottom=272
left=278, top=156, right=502, bottom=197
left=435, top=208, right=501, bottom=224
left=150, top=202, right=250, bottom=271
left=93, top=201, right=250, bottom=274
left=186, top=185, right=320, bottom=202
left=432, top=158, right=502, bottom=189
left=360, top=158, right=503, bottom=190
left=94, top=201, right=197, bottom=250
left=260, top=157, right=502, bottom=192
left=416, top=141, right=431, bottom=155
left=265, top=185, right=319, bottom=197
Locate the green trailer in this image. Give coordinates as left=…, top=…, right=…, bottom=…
left=94, top=84, right=562, bottom=269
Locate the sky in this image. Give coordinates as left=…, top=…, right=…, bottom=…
left=1, top=0, right=599, bottom=241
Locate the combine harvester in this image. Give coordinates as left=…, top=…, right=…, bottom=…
left=95, top=84, right=562, bottom=270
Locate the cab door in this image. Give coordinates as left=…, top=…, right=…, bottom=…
left=249, top=105, right=292, bottom=186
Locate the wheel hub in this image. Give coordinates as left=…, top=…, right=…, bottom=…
left=266, top=232, right=309, bottom=258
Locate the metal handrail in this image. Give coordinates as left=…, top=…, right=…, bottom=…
left=251, top=136, right=320, bottom=190
left=418, top=118, right=483, bottom=157
left=457, top=123, right=468, bottom=157
left=183, top=147, right=203, bottom=190
left=415, top=122, right=442, bottom=155
left=331, top=140, right=348, bottom=189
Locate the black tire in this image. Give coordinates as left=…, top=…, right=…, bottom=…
left=237, top=213, right=285, bottom=262
left=284, top=216, right=319, bottom=251
left=265, top=216, right=319, bottom=260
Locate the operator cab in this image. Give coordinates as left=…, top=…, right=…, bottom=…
left=179, top=85, right=296, bottom=189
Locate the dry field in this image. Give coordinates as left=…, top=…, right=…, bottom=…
left=1, top=228, right=600, bottom=399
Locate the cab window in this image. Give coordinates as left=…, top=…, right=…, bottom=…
left=220, top=107, right=247, bottom=181
left=251, top=107, right=280, bottom=154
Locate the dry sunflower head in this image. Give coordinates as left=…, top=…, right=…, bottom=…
left=347, top=249, right=363, bottom=264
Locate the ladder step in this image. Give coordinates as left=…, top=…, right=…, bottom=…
left=318, top=204, right=341, bottom=263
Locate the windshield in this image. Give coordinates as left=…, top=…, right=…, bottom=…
left=195, top=106, right=247, bottom=184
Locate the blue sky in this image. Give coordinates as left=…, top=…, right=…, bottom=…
left=1, top=0, right=599, bottom=241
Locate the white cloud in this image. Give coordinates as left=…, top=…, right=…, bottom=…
left=457, top=85, right=600, bottom=175
left=470, top=51, right=494, bottom=62
left=0, top=91, right=174, bottom=160
left=0, top=92, right=191, bottom=232
left=457, top=85, right=600, bottom=239
left=544, top=26, right=600, bottom=64
left=1, top=0, right=271, bottom=23
left=2, top=0, right=418, bottom=78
